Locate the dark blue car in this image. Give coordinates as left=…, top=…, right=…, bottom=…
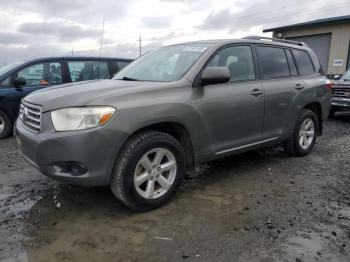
left=0, top=56, right=132, bottom=138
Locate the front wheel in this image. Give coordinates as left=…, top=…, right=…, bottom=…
left=282, top=109, right=318, bottom=157
left=110, top=131, right=186, bottom=211
left=0, top=110, right=13, bottom=139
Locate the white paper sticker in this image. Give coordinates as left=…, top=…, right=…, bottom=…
left=183, top=46, right=207, bottom=52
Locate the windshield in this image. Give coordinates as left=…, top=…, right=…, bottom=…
left=340, top=68, right=350, bottom=81
left=0, top=61, right=24, bottom=76
left=114, top=44, right=211, bottom=82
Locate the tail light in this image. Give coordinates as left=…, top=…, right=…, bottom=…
left=326, top=80, right=333, bottom=93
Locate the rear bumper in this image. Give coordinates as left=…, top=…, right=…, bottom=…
left=15, top=117, right=129, bottom=187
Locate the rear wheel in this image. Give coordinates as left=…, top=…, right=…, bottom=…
left=110, top=131, right=186, bottom=211
left=0, top=110, right=12, bottom=139
left=282, top=109, right=318, bottom=157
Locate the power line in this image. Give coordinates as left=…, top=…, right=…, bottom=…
left=108, top=2, right=350, bottom=45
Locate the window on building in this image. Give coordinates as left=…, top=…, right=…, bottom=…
left=257, top=46, right=290, bottom=79
left=286, top=50, right=298, bottom=76
left=206, top=45, right=255, bottom=81
left=292, top=49, right=315, bottom=75
left=67, top=61, right=110, bottom=82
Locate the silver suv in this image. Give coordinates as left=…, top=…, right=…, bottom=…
left=15, top=37, right=331, bottom=211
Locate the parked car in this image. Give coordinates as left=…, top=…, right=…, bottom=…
left=329, top=68, right=350, bottom=117
left=0, top=56, right=132, bottom=138
left=15, top=37, right=331, bottom=211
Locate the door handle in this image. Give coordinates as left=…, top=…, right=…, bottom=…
left=295, top=83, right=305, bottom=90
left=251, top=89, right=264, bottom=96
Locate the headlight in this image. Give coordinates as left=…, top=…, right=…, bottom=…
left=51, top=106, right=116, bottom=131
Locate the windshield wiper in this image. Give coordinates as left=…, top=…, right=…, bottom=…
left=119, top=76, right=140, bottom=81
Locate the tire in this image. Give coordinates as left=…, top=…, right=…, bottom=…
left=110, top=131, right=186, bottom=212
left=282, top=109, right=318, bottom=157
left=0, top=110, right=13, bottom=139
left=328, top=109, right=336, bottom=119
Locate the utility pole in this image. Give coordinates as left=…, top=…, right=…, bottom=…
left=138, top=34, right=142, bottom=57
left=71, top=48, right=74, bottom=56
left=99, top=19, right=105, bottom=58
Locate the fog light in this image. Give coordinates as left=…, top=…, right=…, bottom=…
left=52, top=161, right=88, bottom=176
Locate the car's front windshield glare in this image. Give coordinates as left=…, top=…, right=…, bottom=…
left=114, top=44, right=211, bottom=82
left=340, top=69, right=350, bottom=81
left=0, top=61, right=24, bottom=76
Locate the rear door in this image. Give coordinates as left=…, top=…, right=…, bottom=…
left=7, top=60, right=63, bottom=116
left=256, top=45, right=303, bottom=140
left=65, top=59, right=111, bottom=83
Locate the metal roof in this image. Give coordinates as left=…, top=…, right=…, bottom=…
left=263, top=15, right=350, bottom=33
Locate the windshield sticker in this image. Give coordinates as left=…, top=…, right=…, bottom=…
left=183, top=46, right=207, bottom=52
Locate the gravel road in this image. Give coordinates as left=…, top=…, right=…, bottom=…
left=0, top=113, right=350, bottom=262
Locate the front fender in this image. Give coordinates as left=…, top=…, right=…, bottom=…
left=109, top=102, right=200, bottom=155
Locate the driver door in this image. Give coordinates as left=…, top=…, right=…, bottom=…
left=193, top=45, right=265, bottom=156
left=8, top=61, right=63, bottom=116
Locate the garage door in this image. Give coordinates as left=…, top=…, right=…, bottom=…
left=287, top=34, right=331, bottom=73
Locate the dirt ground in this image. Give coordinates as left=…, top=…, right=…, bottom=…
left=1, top=113, right=350, bottom=262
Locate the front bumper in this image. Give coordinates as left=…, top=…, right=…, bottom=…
left=331, top=97, right=350, bottom=111
left=15, top=114, right=129, bottom=187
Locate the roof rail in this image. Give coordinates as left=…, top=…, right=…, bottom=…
left=242, top=36, right=308, bottom=47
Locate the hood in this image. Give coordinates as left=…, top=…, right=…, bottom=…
left=24, top=79, right=173, bottom=112
left=334, top=80, right=350, bottom=87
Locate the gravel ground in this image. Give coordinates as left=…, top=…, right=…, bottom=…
left=0, top=113, right=350, bottom=262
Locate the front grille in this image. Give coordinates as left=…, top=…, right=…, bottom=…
left=19, top=101, right=42, bottom=133
left=333, top=86, right=350, bottom=98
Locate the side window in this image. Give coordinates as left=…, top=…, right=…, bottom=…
left=0, top=77, right=10, bottom=87
left=292, top=49, right=315, bottom=75
left=257, top=46, right=290, bottom=79
left=206, top=46, right=255, bottom=81
left=286, top=50, right=298, bottom=76
left=116, top=61, right=130, bottom=70
left=67, top=61, right=110, bottom=82
left=15, top=62, right=62, bottom=87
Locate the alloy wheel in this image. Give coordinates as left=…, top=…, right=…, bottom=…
left=134, top=148, right=177, bottom=199
left=0, top=115, right=4, bottom=134
left=298, top=118, right=315, bottom=150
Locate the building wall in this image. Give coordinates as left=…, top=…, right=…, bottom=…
left=273, top=22, right=350, bottom=75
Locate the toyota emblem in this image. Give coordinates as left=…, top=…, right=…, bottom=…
left=22, top=108, right=29, bottom=121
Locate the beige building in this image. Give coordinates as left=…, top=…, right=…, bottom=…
left=264, top=15, right=350, bottom=78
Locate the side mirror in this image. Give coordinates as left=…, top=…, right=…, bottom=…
left=13, top=77, right=26, bottom=88
left=201, top=67, right=230, bottom=85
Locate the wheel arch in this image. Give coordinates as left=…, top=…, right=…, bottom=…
left=120, top=121, right=196, bottom=172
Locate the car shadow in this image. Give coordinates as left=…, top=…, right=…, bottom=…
left=23, top=146, right=293, bottom=261
left=329, top=112, right=350, bottom=122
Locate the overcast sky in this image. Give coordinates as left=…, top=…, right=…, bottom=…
left=0, top=0, right=350, bottom=65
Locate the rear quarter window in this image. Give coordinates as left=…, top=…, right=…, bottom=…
left=292, top=49, right=315, bottom=75
left=286, top=50, right=298, bottom=76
